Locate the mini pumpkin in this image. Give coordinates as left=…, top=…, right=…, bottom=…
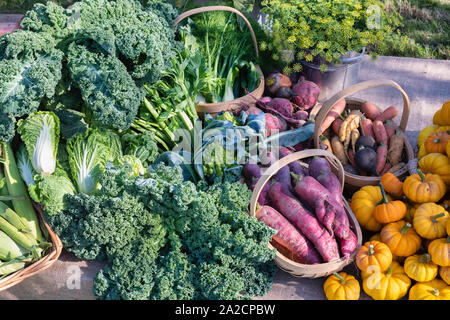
left=404, top=253, right=438, bottom=282
left=440, top=266, right=450, bottom=285
left=373, top=183, right=406, bottom=224
left=402, top=169, right=446, bottom=203
left=418, top=125, right=439, bottom=146
left=409, top=279, right=450, bottom=300
left=428, top=237, right=450, bottom=267
left=380, top=173, right=403, bottom=199
left=323, top=272, right=360, bottom=300
left=433, top=100, right=450, bottom=126
left=356, top=240, right=393, bottom=273
left=438, top=126, right=450, bottom=135
left=424, top=131, right=450, bottom=154
left=413, top=203, right=449, bottom=239
left=362, top=261, right=411, bottom=300
left=351, top=186, right=391, bottom=232
left=380, top=220, right=421, bottom=257
left=419, top=153, right=450, bottom=185
left=418, top=143, right=427, bottom=159
left=404, top=201, right=420, bottom=224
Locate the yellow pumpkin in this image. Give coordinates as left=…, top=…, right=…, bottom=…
left=362, top=261, right=411, bottom=300
left=447, top=141, right=450, bottom=158
left=419, top=153, right=450, bottom=185
left=403, top=169, right=446, bottom=203
left=438, top=126, right=450, bottom=135
left=323, top=272, right=360, bottom=300
left=413, top=203, right=449, bottom=239
left=404, top=201, right=420, bottom=224
left=404, top=253, right=438, bottom=282
left=380, top=220, right=421, bottom=257
left=447, top=217, right=450, bottom=236
left=418, top=124, right=439, bottom=146
left=351, top=186, right=390, bottom=232
left=370, top=233, right=381, bottom=242
left=418, top=143, right=427, bottom=159
left=440, top=266, right=450, bottom=285
left=356, top=241, right=393, bottom=273
left=433, top=100, right=450, bottom=126
left=424, top=131, right=450, bottom=155
left=428, top=237, right=450, bottom=267
left=409, top=279, right=450, bottom=300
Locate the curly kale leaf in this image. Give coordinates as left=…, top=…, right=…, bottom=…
left=0, top=31, right=63, bottom=120
left=67, top=43, right=143, bottom=131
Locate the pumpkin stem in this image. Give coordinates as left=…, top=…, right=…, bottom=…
left=333, top=272, right=346, bottom=285
left=368, top=244, right=375, bottom=255
left=400, top=222, right=412, bottom=235
left=431, top=288, right=439, bottom=297
left=386, top=266, right=392, bottom=277
left=419, top=253, right=431, bottom=264
left=446, top=236, right=450, bottom=244
left=378, top=182, right=389, bottom=204
left=417, top=169, right=426, bottom=183
left=433, top=138, right=441, bottom=144
left=430, top=212, right=446, bottom=223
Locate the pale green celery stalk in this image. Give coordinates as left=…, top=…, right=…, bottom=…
left=131, top=123, right=171, bottom=152
left=0, top=143, right=45, bottom=243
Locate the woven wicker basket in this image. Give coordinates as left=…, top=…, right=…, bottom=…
left=173, top=5, right=265, bottom=118
left=0, top=203, right=63, bottom=291
left=313, top=79, right=415, bottom=189
left=249, top=149, right=362, bottom=278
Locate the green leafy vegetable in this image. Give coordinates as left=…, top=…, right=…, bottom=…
left=17, top=111, right=60, bottom=175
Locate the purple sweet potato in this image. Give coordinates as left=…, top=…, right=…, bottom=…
left=315, top=171, right=343, bottom=206
left=308, top=156, right=331, bottom=177
left=256, top=205, right=321, bottom=264
left=279, top=147, right=306, bottom=176
left=339, top=229, right=358, bottom=261
left=291, top=174, right=350, bottom=239
left=268, top=182, right=340, bottom=262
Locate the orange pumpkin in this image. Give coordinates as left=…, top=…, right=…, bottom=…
left=424, top=131, right=450, bottom=154
left=380, top=173, right=403, bottom=199
left=380, top=220, right=421, bottom=257
left=428, top=237, right=450, bottom=267
left=440, top=266, right=450, bottom=285
left=356, top=241, right=393, bottom=273
left=373, top=183, right=406, bottom=224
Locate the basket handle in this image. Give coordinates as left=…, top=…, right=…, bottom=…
left=249, top=149, right=344, bottom=218
left=313, top=79, right=411, bottom=148
left=173, top=5, right=259, bottom=58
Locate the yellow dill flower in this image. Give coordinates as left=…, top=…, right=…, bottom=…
left=282, top=66, right=292, bottom=76
left=305, top=54, right=313, bottom=62
left=293, top=63, right=302, bottom=72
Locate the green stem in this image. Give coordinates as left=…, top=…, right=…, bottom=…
left=368, top=244, right=375, bottom=255
left=385, top=266, right=392, bottom=277
left=430, top=212, right=446, bottom=224
left=378, top=182, right=389, bottom=205
left=333, top=272, right=346, bottom=285
left=400, top=222, right=412, bottom=235
left=417, top=169, right=426, bottom=182
left=418, top=253, right=431, bottom=264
